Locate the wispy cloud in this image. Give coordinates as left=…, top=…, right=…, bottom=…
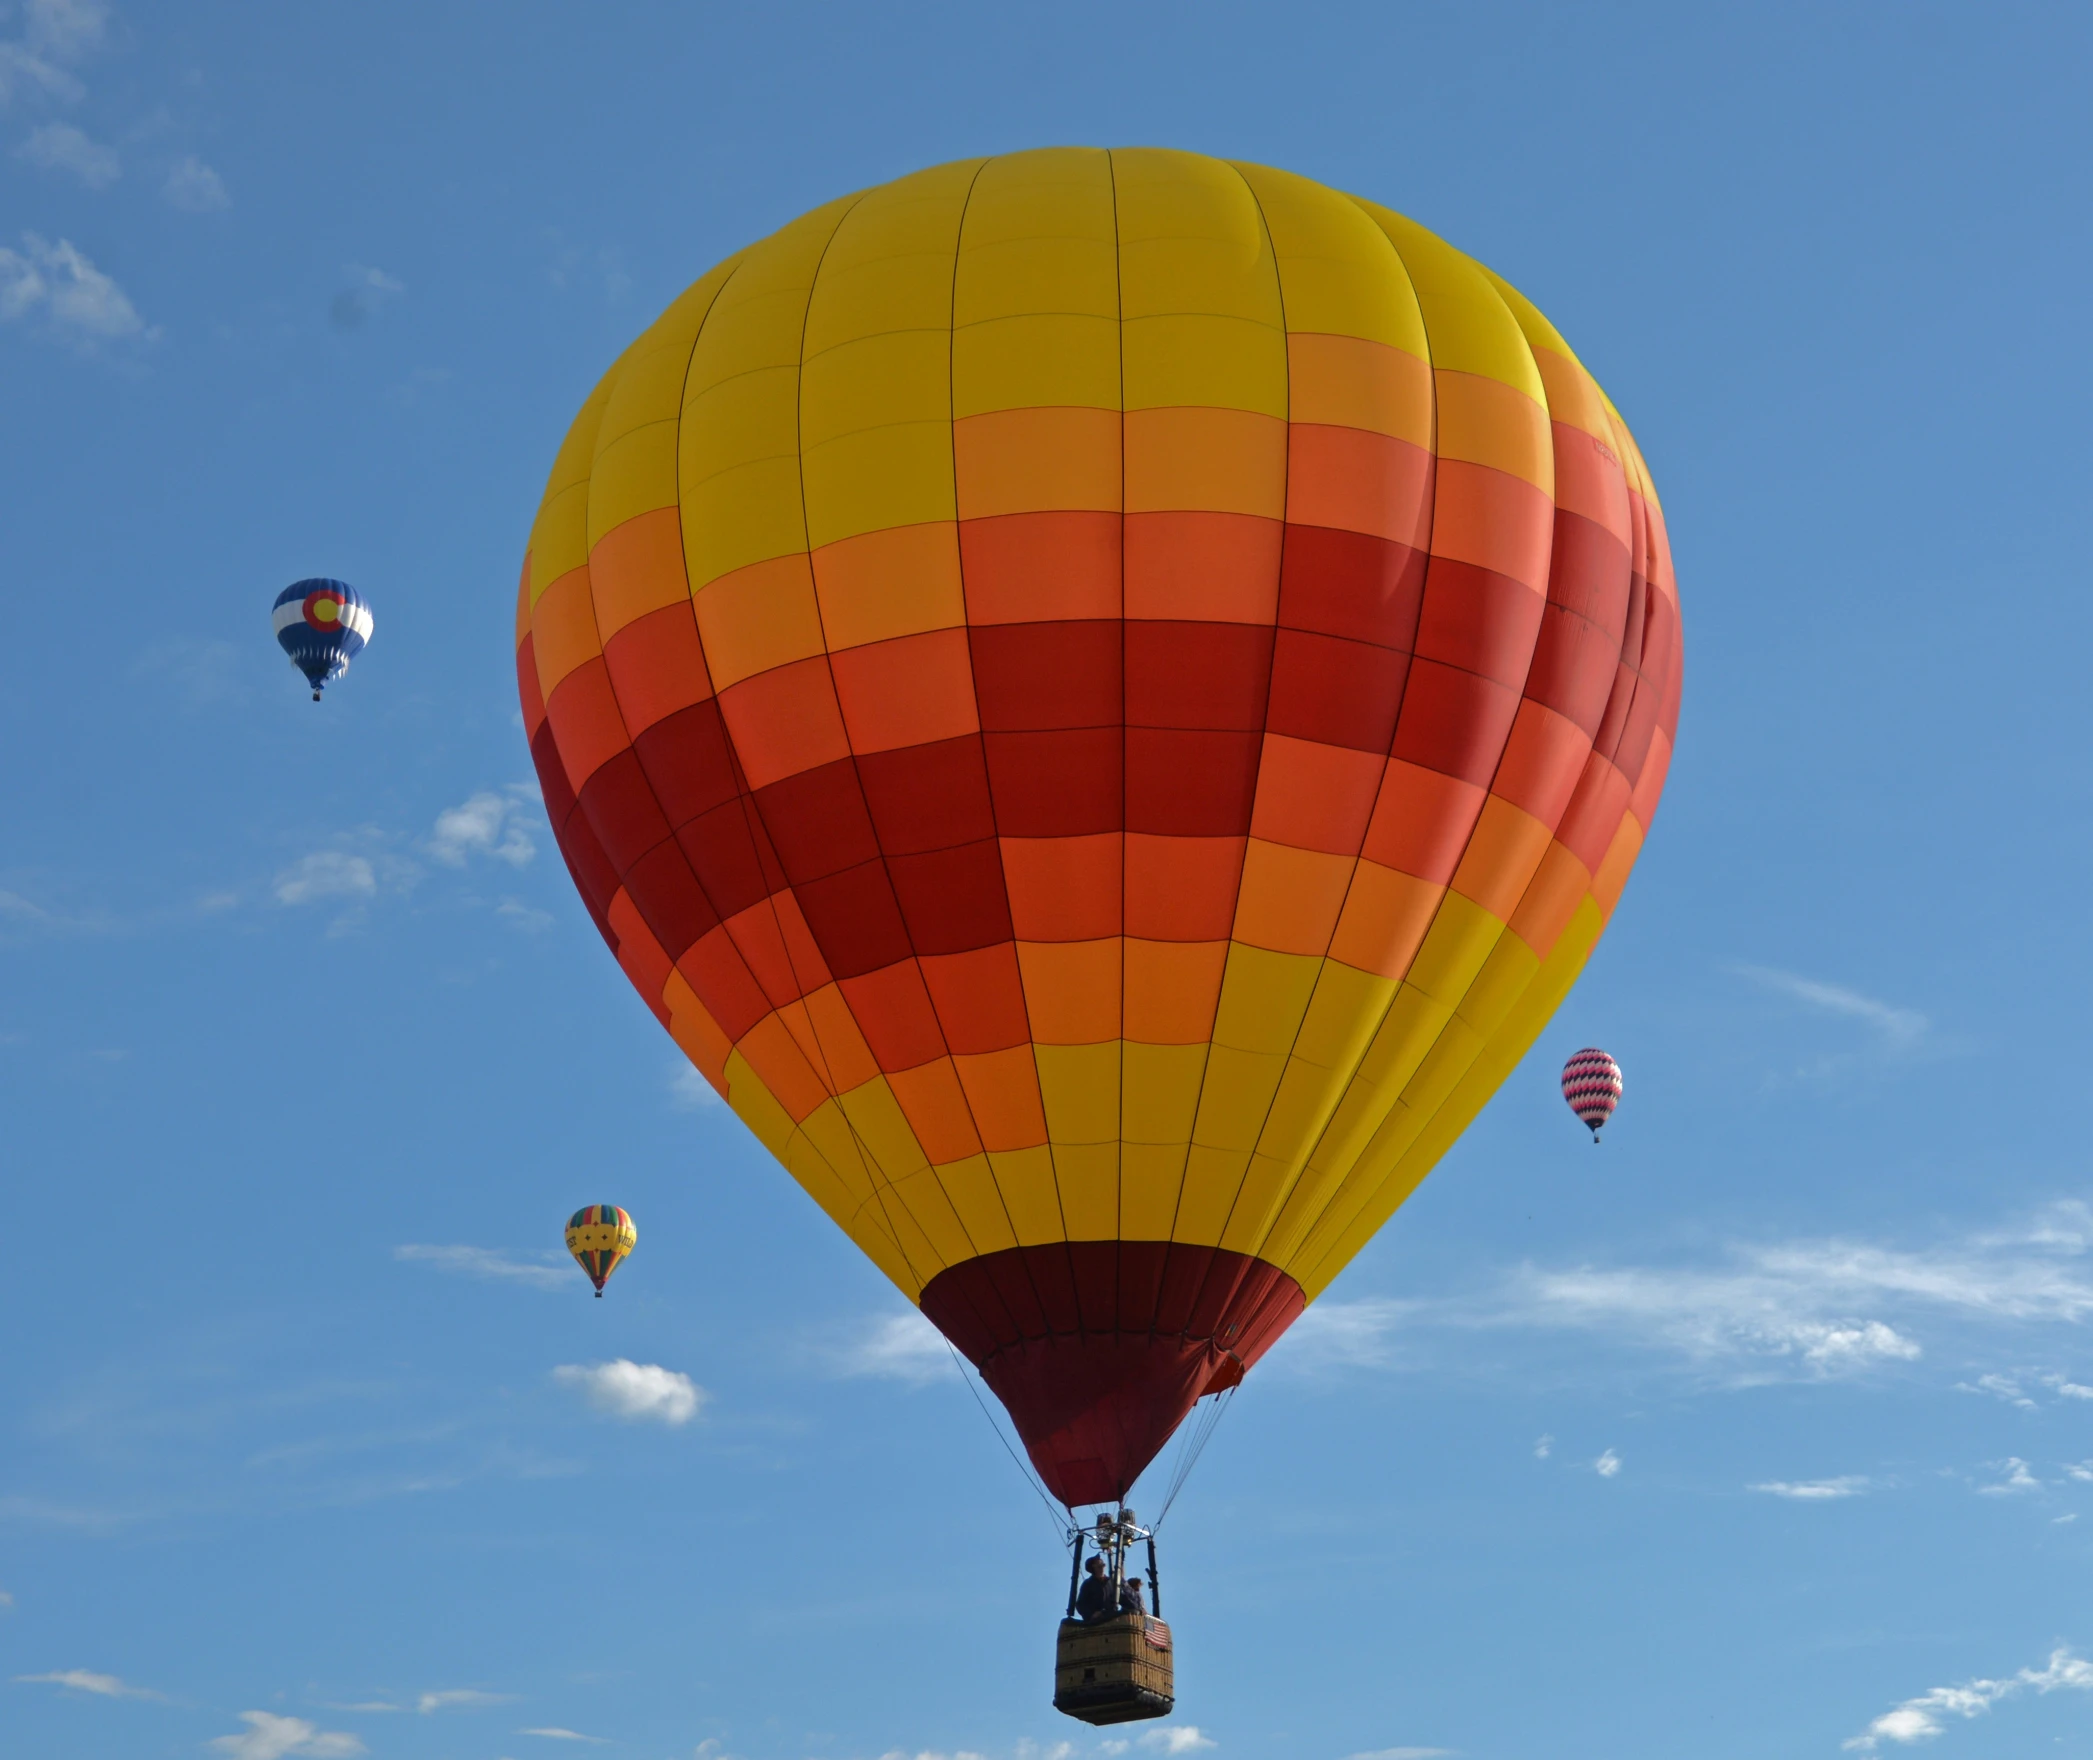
left=0, top=0, right=106, bottom=104
left=1533, top=1434, right=1553, bottom=1460
left=1272, top=1202, right=2093, bottom=1391
left=1594, top=1449, right=1622, bottom=1478
left=1751, top=1476, right=1872, bottom=1500
left=1958, top=1368, right=2093, bottom=1409
left=830, top=1311, right=957, bottom=1385
left=331, top=264, right=403, bottom=330
left=1977, top=1457, right=2042, bottom=1496
left=519, top=1730, right=609, bottom=1745
left=1845, top=1646, right=2093, bottom=1750
left=1135, top=1731, right=1215, bottom=1754
left=0, top=233, right=144, bottom=343
left=17, top=119, right=115, bottom=184
left=14, top=1668, right=162, bottom=1699
left=393, top=1244, right=570, bottom=1291
left=275, top=851, right=377, bottom=905
left=428, top=789, right=536, bottom=868
left=210, top=1712, right=365, bottom=1759
left=669, top=1064, right=721, bottom=1110
left=163, top=153, right=228, bottom=212
left=1734, top=964, right=1929, bottom=1048
left=417, top=1688, right=512, bottom=1714
left=553, top=1361, right=704, bottom=1426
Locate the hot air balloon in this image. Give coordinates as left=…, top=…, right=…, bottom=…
left=273, top=578, right=372, bottom=700
left=517, top=149, right=1681, bottom=1520
left=1560, top=1048, right=1623, bottom=1141
left=565, top=1204, right=636, bottom=1295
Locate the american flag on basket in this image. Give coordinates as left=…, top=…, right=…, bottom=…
left=1143, top=1619, right=1172, bottom=1650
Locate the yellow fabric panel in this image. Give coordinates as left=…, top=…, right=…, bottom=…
left=1120, top=1040, right=1210, bottom=1144
left=1345, top=196, right=1547, bottom=408
left=1405, top=891, right=1511, bottom=1008
left=1288, top=897, right=1606, bottom=1297
left=1113, top=148, right=1287, bottom=416
left=933, top=1152, right=1021, bottom=1256
left=795, top=1097, right=879, bottom=1210
left=887, top=1166, right=980, bottom=1271
left=678, top=195, right=860, bottom=589
left=1190, top=1042, right=1288, bottom=1154
left=835, top=1074, right=933, bottom=1181
left=987, top=1145, right=1067, bottom=1247
left=952, top=147, right=1120, bottom=416
left=853, top=1181, right=942, bottom=1291
left=800, top=165, right=977, bottom=546
left=1231, top=160, right=1428, bottom=355
left=528, top=357, right=625, bottom=603
left=1035, top=1039, right=1121, bottom=1142
left=1120, top=1142, right=1188, bottom=1239
left=587, top=255, right=746, bottom=546
left=1210, top=942, right=1323, bottom=1055
left=1169, top=1144, right=1255, bottom=1245
left=1054, top=1141, right=1121, bottom=1240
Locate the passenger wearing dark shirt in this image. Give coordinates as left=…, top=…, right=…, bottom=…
left=1074, top=1555, right=1115, bottom=1622
left=1119, top=1575, right=1147, bottom=1618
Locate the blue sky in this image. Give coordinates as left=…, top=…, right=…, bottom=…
left=5, top=2, right=2093, bottom=1757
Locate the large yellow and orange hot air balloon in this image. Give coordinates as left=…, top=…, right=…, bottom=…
left=517, top=149, right=1680, bottom=1508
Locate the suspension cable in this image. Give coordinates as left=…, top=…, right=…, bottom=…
left=943, top=1341, right=1071, bottom=1540
left=1154, top=1385, right=1237, bottom=1529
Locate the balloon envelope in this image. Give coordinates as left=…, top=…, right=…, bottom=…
left=1561, top=1048, right=1623, bottom=1138
left=565, top=1204, right=637, bottom=1293
left=273, top=578, right=372, bottom=697
left=517, top=149, right=1682, bottom=1504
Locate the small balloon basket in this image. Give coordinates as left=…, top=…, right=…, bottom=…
left=1053, top=1614, right=1175, bottom=1724
left=1053, top=1508, right=1173, bottom=1725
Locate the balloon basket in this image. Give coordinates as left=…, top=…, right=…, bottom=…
left=1053, top=1616, right=1174, bottom=1724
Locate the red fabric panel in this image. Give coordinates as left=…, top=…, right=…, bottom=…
left=920, top=1241, right=1306, bottom=1507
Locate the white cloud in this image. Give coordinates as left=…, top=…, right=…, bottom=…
left=1734, top=964, right=1929, bottom=1050
left=693, top=1741, right=746, bottom=1760
left=0, top=0, right=104, bottom=104
left=418, top=1688, right=511, bottom=1714
left=1751, top=1476, right=1871, bottom=1500
left=0, top=233, right=143, bottom=341
left=2066, top=1461, right=2093, bottom=1483
left=1960, top=1372, right=2038, bottom=1409
left=429, top=789, right=536, bottom=868
left=520, top=1731, right=608, bottom=1744
left=209, top=1713, right=365, bottom=1760
left=163, top=154, right=229, bottom=211
left=833, top=1310, right=957, bottom=1385
left=275, top=851, right=376, bottom=905
left=1344, top=1750, right=1457, bottom=1759
left=331, top=264, right=404, bottom=329
left=1594, top=1449, right=1621, bottom=1479
left=1977, top=1457, right=2041, bottom=1496
left=553, top=1360, right=704, bottom=1426
left=14, top=1668, right=160, bottom=1699
left=0, top=1587, right=13, bottom=1608
left=393, top=1243, right=570, bottom=1291
left=497, top=899, right=553, bottom=934
left=669, top=1064, right=721, bottom=1110
left=1138, top=1732, right=1215, bottom=1754
left=17, top=120, right=116, bottom=184
left=1533, top=1434, right=1553, bottom=1460
left=1846, top=1646, right=2093, bottom=1750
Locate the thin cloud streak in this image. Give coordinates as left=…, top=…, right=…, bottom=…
left=393, top=1244, right=569, bottom=1290
left=1845, top=1646, right=2093, bottom=1750
left=1733, top=964, right=1929, bottom=1048
left=14, top=1667, right=161, bottom=1699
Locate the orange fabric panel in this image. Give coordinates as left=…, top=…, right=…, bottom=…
left=591, top=506, right=691, bottom=641
left=953, top=1045, right=1051, bottom=1152
left=838, top=959, right=950, bottom=1074
left=663, top=969, right=733, bottom=1094
left=1125, top=835, right=1246, bottom=941
left=1449, top=795, right=1553, bottom=923
left=830, top=627, right=981, bottom=752
left=800, top=981, right=883, bottom=1092
left=813, top=520, right=967, bottom=650
left=602, top=602, right=714, bottom=737
left=1124, top=511, right=1283, bottom=623
left=1326, top=863, right=1446, bottom=980
left=738, top=1011, right=836, bottom=1125
left=532, top=565, right=604, bottom=698
left=1490, top=700, right=1592, bottom=832
left=1233, top=840, right=1356, bottom=956
left=716, top=656, right=851, bottom=790
left=888, top=1057, right=988, bottom=1164
left=953, top=406, right=1122, bottom=518
left=695, top=553, right=826, bottom=690
left=1249, top=734, right=1385, bottom=856
left=1505, top=839, right=1591, bottom=962
left=1425, top=460, right=1554, bottom=594
left=544, top=657, right=633, bottom=796
left=958, top=511, right=1122, bottom=624
left=1123, top=407, right=1287, bottom=517
left=1000, top=834, right=1123, bottom=940
left=1122, top=938, right=1229, bottom=1044
left=606, top=888, right=673, bottom=1026
left=1360, top=760, right=1487, bottom=884
left=1549, top=424, right=1633, bottom=545
left=918, top=941, right=1033, bottom=1055
left=1432, top=368, right=1551, bottom=490
left=1284, top=425, right=1434, bottom=545
left=1015, top=938, right=1122, bottom=1045
left=723, top=896, right=827, bottom=1010
left=1284, top=332, right=1432, bottom=443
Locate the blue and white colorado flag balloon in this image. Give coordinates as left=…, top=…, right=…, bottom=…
left=272, top=579, right=373, bottom=700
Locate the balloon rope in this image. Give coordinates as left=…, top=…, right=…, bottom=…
left=943, top=1341, right=1072, bottom=1540
left=1154, top=1385, right=1237, bottom=1530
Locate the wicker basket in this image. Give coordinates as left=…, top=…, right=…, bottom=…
left=1053, top=1615, right=1175, bottom=1724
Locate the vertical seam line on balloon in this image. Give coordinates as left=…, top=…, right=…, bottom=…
left=1105, top=145, right=1128, bottom=1355
left=775, top=168, right=1010, bottom=1285
left=1285, top=245, right=1566, bottom=1286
